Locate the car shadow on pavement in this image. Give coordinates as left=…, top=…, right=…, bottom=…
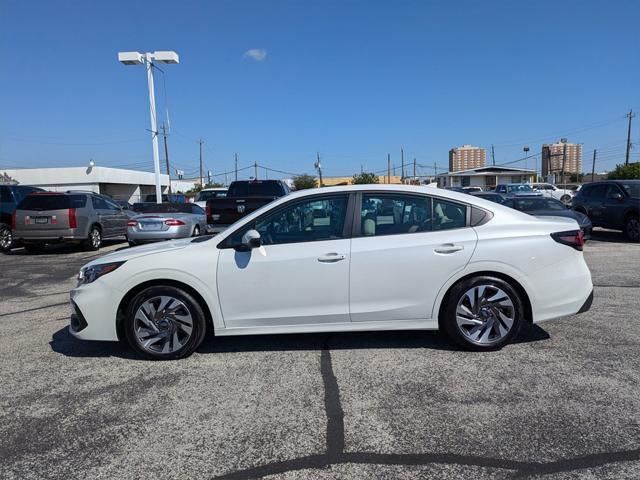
left=50, top=323, right=550, bottom=359
left=5, top=239, right=127, bottom=256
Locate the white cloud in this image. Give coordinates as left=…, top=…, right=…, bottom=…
left=243, top=49, right=267, bottom=62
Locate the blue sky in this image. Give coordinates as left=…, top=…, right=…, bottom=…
left=1, top=0, right=639, bottom=180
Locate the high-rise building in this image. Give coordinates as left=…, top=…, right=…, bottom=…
left=541, top=139, right=582, bottom=180
left=449, top=145, right=486, bottom=172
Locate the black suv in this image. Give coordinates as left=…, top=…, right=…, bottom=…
left=572, top=180, right=640, bottom=241
left=0, top=184, right=44, bottom=251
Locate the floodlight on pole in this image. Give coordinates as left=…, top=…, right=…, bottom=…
left=118, top=50, right=180, bottom=203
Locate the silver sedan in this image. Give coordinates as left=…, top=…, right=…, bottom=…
left=127, top=203, right=206, bottom=246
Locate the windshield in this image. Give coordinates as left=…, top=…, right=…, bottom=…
left=132, top=203, right=192, bottom=214
left=196, top=190, right=227, bottom=201
left=620, top=183, right=640, bottom=198
left=507, top=184, right=533, bottom=193
left=510, top=198, right=566, bottom=212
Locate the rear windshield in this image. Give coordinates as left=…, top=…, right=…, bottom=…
left=228, top=181, right=284, bottom=197
left=132, top=203, right=192, bottom=213
left=18, top=194, right=86, bottom=211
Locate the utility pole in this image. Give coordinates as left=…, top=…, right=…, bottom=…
left=315, top=152, right=323, bottom=187
left=387, top=154, right=391, bottom=184
left=234, top=153, right=238, bottom=181
left=591, top=149, right=597, bottom=182
left=560, top=141, right=567, bottom=185
left=254, top=161, right=258, bottom=179
left=199, top=138, right=204, bottom=186
left=360, top=164, right=363, bottom=174
left=161, top=123, right=172, bottom=194
left=491, top=145, right=496, bottom=166
left=625, top=109, right=634, bottom=165
left=401, top=147, right=405, bottom=182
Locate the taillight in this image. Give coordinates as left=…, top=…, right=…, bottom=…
left=206, top=203, right=212, bottom=222
left=127, top=220, right=138, bottom=227
left=11, top=210, right=16, bottom=229
left=164, top=219, right=185, bottom=226
left=68, top=208, right=77, bottom=228
left=551, top=230, right=584, bottom=251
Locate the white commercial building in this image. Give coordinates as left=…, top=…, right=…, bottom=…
left=437, top=166, right=536, bottom=189
left=3, top=166, right=170, bottom=204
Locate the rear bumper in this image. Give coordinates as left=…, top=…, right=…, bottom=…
left=127, top=225, right=192, bottom=242
left=576, top=290, right=594, bottom=314
left=15, top=228, right=84, bottom=243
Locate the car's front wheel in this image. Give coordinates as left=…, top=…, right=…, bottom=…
left=124, top=286, right=207, bottom=360
left=441, top=276, right=525, bottom=351
left=0, top=225, right=13, bottom=252
left=560, top=194, right=572, bottom=206
left=624, top=214, right=640, bottom=242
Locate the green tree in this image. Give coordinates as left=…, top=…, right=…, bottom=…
left=607, top=162, right=640, bottom=180
left=352, top=172, right=380, bottom=184
left=292, top=173, right=317, bottom=190
left=569, top=173, right=584, bottom=183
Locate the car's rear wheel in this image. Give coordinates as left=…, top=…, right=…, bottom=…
left=84, top=226, right=102, bottom=251
left=624, top=214, right=640, bottom=242
left=0, top=225, right=13, bottom=252
left=24, top=243, right=46, bottom=254
left=442, top=276, right=524, bottom=351
left=124, top=286, right=207, bottom=360
left=192, top=225, right=200, bottom=237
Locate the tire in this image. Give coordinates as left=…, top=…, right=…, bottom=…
left=24, top=243, right=46, bottom=254
left=192, top=225, right=200, bottom=237
left=0, top=225, right=13, bottom=252
left=441, top=276, right=525, bottom=351
left=624, top=214, right=640, bottom=242
left=560, top=194, right=572, bottom=206
left=128, top=240, right=137, bottom=247
left=84, top=225, right=102, bottom=251
left=124, top=285, right=207, bottom=360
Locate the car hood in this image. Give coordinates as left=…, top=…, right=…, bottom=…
left=82, top=238, right=194, bottom=268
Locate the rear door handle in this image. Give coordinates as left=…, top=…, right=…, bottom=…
left=318, top=253, right=346, bottom=263
left=434, top=244, right=464, bottom=254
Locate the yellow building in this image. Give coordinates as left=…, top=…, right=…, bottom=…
left=317, top=175, right=403, bottom=187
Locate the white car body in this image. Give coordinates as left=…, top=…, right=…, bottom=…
left=70, top=185, right=592, bottom=347
left=532, top=183, right=575, bottom=204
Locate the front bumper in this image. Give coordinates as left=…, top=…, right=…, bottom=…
left=69, top=282, right=120, bottom=341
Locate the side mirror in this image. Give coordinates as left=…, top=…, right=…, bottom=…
left=609, top=192, right=623, bottom=202
left=237, top=229, right=261, bottom=251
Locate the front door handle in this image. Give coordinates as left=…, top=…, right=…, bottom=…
left=434, top=244, right=464, bottom=254
left=318, top=253, right=346, bottom=263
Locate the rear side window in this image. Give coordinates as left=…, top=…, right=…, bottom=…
left=70, top=195, right=87, bottom=208
left=191, top=204, right=205, bottom=215
left=433, top=198, right=467, bottom=230
left=18, top=194, right=70, bottom=211
left=0, top=186, right=13, bottom=203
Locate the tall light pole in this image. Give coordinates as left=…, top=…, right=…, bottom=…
left=118, top=51, right=179, bottom=203
left=523, top=145, right=530, bottom=182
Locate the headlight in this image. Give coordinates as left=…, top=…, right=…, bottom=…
left=77, top=261, right=126, bottom=285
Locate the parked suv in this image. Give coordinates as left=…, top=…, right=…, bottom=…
left=14, top=191, right=130, bottom=253
left=572, top=180, right=640, bottom=241
left=0, top=184, right=44, bottom=252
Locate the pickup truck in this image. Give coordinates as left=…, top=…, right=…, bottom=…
left=206, top=180, right=290, bottom=232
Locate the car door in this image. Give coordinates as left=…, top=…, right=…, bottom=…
left=601, top=184, right=627, bottom=229
left=350, top=193, right=477, bottom=322
left=585, top=184, right=607, bottom=225
left=216, top=194, right=352, bottom=328
left=91, top=196, right=115, bottom=236
left=104, top=197, right=128, bottom=236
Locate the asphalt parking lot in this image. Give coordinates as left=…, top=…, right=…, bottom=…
left=1, top=231, right=639, bottom=479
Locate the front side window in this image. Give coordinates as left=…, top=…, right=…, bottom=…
left=361, top=194, right=432, bottom=236
left=249, top=195, right=349, bottom=246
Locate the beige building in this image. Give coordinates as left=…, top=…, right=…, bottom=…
left=449, top=145, right=486, bottom=172
left=541, top=140, right=582, bottom=180
left=317, top=175, right=403, bottom=187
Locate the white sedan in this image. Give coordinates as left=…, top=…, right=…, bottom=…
left=69, top=185, right=593, bottom=359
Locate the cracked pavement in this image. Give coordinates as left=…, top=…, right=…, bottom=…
left=0, top=231, right=639, bottom=479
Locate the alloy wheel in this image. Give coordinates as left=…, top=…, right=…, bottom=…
left=627, top=217, right=640, bottom=242
left=133, top=296, right=194, bottom=354
left=91, top=228, right=101, bottom=248
left=0, top=227, right=12, bottom=250
left=456, top=285, right=515, bottom=346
